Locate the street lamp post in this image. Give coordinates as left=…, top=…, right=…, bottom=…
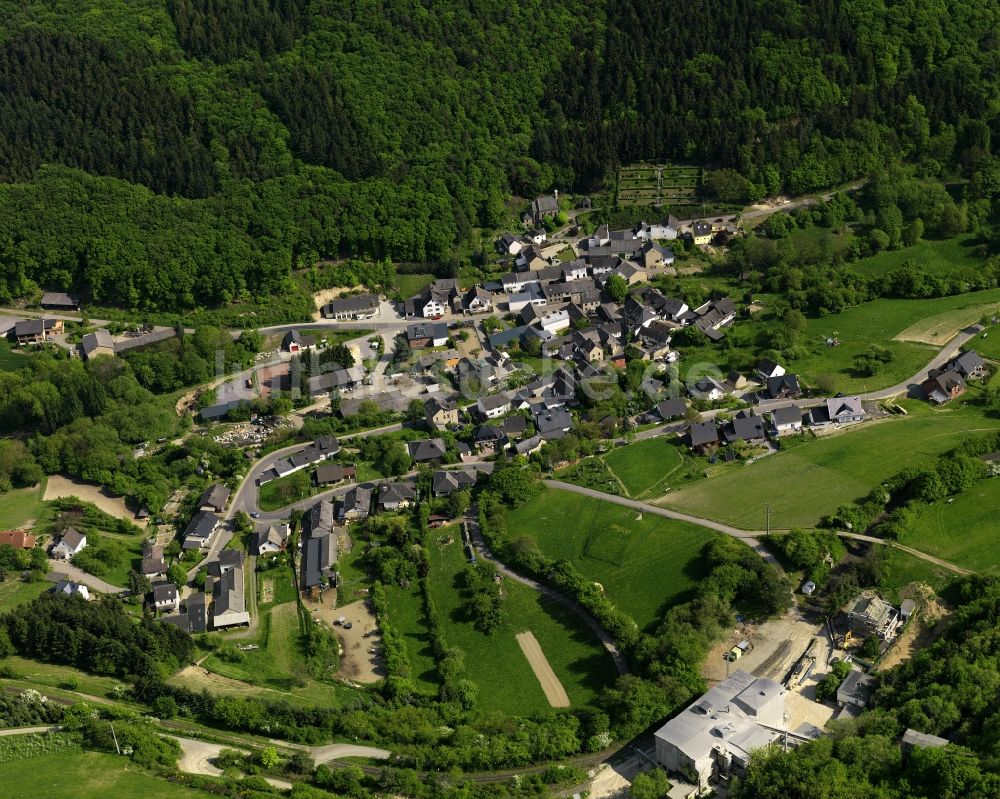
left=765, top=503, right=773, bottom=536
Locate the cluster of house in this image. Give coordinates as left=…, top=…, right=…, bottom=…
left=404, top=278, right=494, bottom=319
left=181, top=483, right=231, bottom=550
left=257, top=436, right=340, bottom=485
left=921, top=350, right=987, bottom=404
left=159, top=549, right=249, bottom=632
left=687, top=395, right=866, bottom=453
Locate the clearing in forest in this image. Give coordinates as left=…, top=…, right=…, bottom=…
left=516, top=630, right=570, bottom=708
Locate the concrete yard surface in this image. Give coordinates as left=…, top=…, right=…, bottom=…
left=702, top=607, right=823, bottom=685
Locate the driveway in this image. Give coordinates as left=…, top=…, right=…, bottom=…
left=47, top=562, right=121, bottom=594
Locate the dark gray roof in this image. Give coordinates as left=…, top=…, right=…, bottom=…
left=535, top=408, right=573, bottom=435
left=199, top=399, right=250, bottom=421
left=323, top=293, right=379, bottom=315
left=303, top=500, right=336, bottom=537
left=767, top=374, right=800, bottom=397
left=81, top=329, right=114, bottom=357
left=379, top=481, right=416, bottom=506
left=432, top=469, right=477, bottom=496
left=184, top=511, right=219, bottom=541
left=40, top=292, right=80, bottom=308
left=407, top=321, right=449, bottom=341
left=689, top=421, right=719, bottom=447
left=951, top=350, right=985, bottom=376
left=301, top=531, right=337, bottom=589
left=656, top=398, right=687, bottom=420
left=407, top=438, right=447, bottom=462
left=152, top=582, right=178, bottom=602
left=340, top=485, right=373, bottom=516
left=771, top=405, right=803, bottom=426
left=199, top=483, right=231, bottom=510
left=731, top=413, right=767, bottom=441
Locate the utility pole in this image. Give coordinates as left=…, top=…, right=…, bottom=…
left=765, top=503, right=773, bottom=536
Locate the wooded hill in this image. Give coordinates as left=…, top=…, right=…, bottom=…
left=0, top=1, right=997, bottom=318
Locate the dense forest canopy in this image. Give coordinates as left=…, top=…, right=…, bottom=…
left=0, top=0, right=997, bottom=318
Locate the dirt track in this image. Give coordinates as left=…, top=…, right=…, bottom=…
left=43, top=475, right=144, bottom=526
left=516, top=631, right=570, bottom=708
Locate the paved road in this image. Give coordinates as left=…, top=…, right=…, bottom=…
left=47, top=561, right=122, bottom=594
left=466, top=506, right=631, bottom=676
left=751, top=325, right=983, bottom=415
left=544, top=481, right=973, bottom=576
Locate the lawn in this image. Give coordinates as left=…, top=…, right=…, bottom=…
left=0, top=751, right=217, bottom=798
left=0, top=481, right=46, bottom=529
left=0, top=578, right=48, bottom=613
left=506, top=488, right=715, bottom=631
left=660, top=406, right=1000, bottom=530
left=905, top=478, right=1000, bottom=574
left=425, top=538, right=615, bottom=714
left=602, top=439, right=685, bottom=498
left=258, top=471, right=318, bottom=511
left=394, top=273, right=435, bottom=298
left=382, top=581, right=440, bottom=694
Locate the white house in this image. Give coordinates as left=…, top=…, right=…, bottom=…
left=529, top=229, right=547, bottom=245
left=50, top=528, right=87, bottom=560
left=495, top=234, right=523, bottom=256
left=771, top=405, right=803, bottom=436
left=538, top=310, right=570, bottom=335
left=477, top=393, right=512, bottom=419
left=688, top=376, right=727, bottom=402
left=53, top=580, right=90, bottom=601
left=755, top=359, right=786, bottom=382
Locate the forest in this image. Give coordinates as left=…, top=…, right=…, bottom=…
left=0, top=1, right=998, bottom=319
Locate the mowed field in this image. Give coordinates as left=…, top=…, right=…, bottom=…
left=659, top=407, right=1000, bottom=530
left=425, top=538, right=614, bottom=715
left=0, top=578, right=48, bottom=613
left=602, top=439, right=684, bottom=498
left=906, top=478, right=1000, bottom=574
left=0, top=481, right=46, bottom=529
left=0, top=751, right=217, bottom=799
left=877, top=547, right=956, bottom=603
left=506, top=488, right=715, bottom=631
left=783, top=288, right=1000, bottom=394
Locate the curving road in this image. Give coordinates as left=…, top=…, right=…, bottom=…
left=544, top=480, right=973, bottom=576
left=466, top=505, right=631, bottom=676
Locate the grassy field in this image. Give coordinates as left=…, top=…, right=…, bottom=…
left=425, top=538, right=614, bottom=714
left=0, top=481, right=46, bottom=529
left=0, top=339, right=30, bottom=370
left=905, top=478, right=1000, bottom=574
left=602, top=439, right=685, bottom=498
left=851, top=235, right=983, bottom=279
left=2, top=655, right=127, bottom=697
left=506, top=488, right=715, bottom=631
left=382, top=581, right=440, bottom=694
left=788, top=288, right=1000, bottom=393
left=660, top=405, right=1000, bottom=529
left=0, top=751, right=217, bottom=798
left=878, top=547, right=956, bottom=603
left=258, top=471, right=318, bottom=511
left=0, top=579, right=48, bottom=613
